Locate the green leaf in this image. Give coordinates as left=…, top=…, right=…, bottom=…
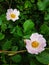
left=30, top=61, right=37, bottom=65
left=19, top=40, right=25, bottom=49
left=31, top=0, right=34, bottom=3
left=0, top=19, right=2, bottom=25
left=23, top=19, right=34, bottom=32
left=16, top=26, right=23, bottom=37
left=2, top=40, right=12, bottom=50
left=37, top=1, right=46, bottom=10
left=0, top=33, right=5, bottom=40
left=0, top=14, right=6, bottom=21
left=30, top=58, right=44, bottom=65
left=24, top=1, right=32, bottom=8
left=11, top=46, right=18, bottom=51
left=1, top=24, right=7, bottom=31
left=36, top=52, right=49, bottom=64
left=1, top=54, right=6, bottom=64
left=44, top=14, right=49, bottom=20
left=10, top=26, right=23, bottom=37
left=23, top=35, right=30, bottom=39
left=40, top=24, right=49, bottom=35
left=10, top=27, right=16, bottom=33
left=11, top=55, right=21, bottom=63
left=43, top=0, right=49, bottom=7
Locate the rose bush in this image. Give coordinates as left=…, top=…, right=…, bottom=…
left=0, top=0, right=49, bottom=65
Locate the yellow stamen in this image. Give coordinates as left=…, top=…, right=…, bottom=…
left=31, top=41, right=39, bottom=48
left=10, top=13, right=16, bottom=18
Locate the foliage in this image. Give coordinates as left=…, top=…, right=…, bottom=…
left=0, top=0, right=49, bottom=65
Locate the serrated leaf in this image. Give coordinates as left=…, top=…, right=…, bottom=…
left=30, top=58, right=44, bottom=65
left=16, top=26, right=23, bottom=37
left=10, top=26, right=23, bottom=37
left=10, top=27, right=16, bottom=33
left=24, top=1, right=32, bottom=8
left=11, top=46, right=18, bottom=51
left=11, top=55, right=21, bottom=63
left=36, top=52, right=49, bottom=64
left=40, top=24, right=49, bottom=35
left=2, top=40, right=12, bottom=50
left=0, top=14, right=6, bottom=21
left=23, top=19, right=34, bottom=32
left=0, top=33, right=5, bottom=40
left=1, top=24, right=7, bottom=31
left=44, top=14, right=49, bottom=20
left=37, top=1, right=46, bottom=10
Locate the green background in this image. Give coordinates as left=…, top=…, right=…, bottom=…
left=0, top=0, right=49, bottom=65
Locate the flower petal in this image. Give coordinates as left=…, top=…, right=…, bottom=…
left=6, top=8, right=20, bottom=21
left=25, top=33, right=46, bottom=54
left=14, top=9, right=20, bottom=16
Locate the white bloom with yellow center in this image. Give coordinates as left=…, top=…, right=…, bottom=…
left=24, top=33, right=46, bottom=54
left=6, top=8, right=20, bottom=21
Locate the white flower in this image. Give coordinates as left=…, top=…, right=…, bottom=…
left=24, top=33, right=46, bottom=54
left=6, top=8, right=20, bottom=21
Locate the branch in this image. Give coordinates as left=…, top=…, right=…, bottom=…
left=0, top=50, right=27, bottom=56
left=6, top=0, right=9, bottom=6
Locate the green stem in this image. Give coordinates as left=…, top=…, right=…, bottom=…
left=0, top=50, right=27, bottom=56
left=0, top=50, right=26, bottom=53
left=6, top=0, right=9, bottom=6
left=6, top=0, right=12, bottom=8
left=9, top=0, right=12, bottom=8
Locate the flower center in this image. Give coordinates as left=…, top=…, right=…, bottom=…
left=10, top=14, right=16, bottom=18
left=31, top=41, right=39, bottom=48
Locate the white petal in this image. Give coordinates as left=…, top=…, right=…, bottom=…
left=24, top=39, right=31, bottom=45
left=6, top=15, right=11, bottom=20
left=30, top=33, right=39, bottom=41
left=7, top=8, right=13, bottom=13
left=6, top=8, right=20, bottom=21
left=38, top=47, right=45, bottom=53
left=14, top=9, right=20, bottom=16
left=25, top=33, right=46, bottom=54
left=37, top=37, right=46, bottom=47
left=26, top=45, right=39, bottom=54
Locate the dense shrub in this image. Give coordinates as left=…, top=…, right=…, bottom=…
left=0, top=0, right=49, bottom=65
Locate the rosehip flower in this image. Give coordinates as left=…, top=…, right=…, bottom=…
left=24, top=33, right=46, bottom=54
left=6, top=8, right=20, bottom=21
